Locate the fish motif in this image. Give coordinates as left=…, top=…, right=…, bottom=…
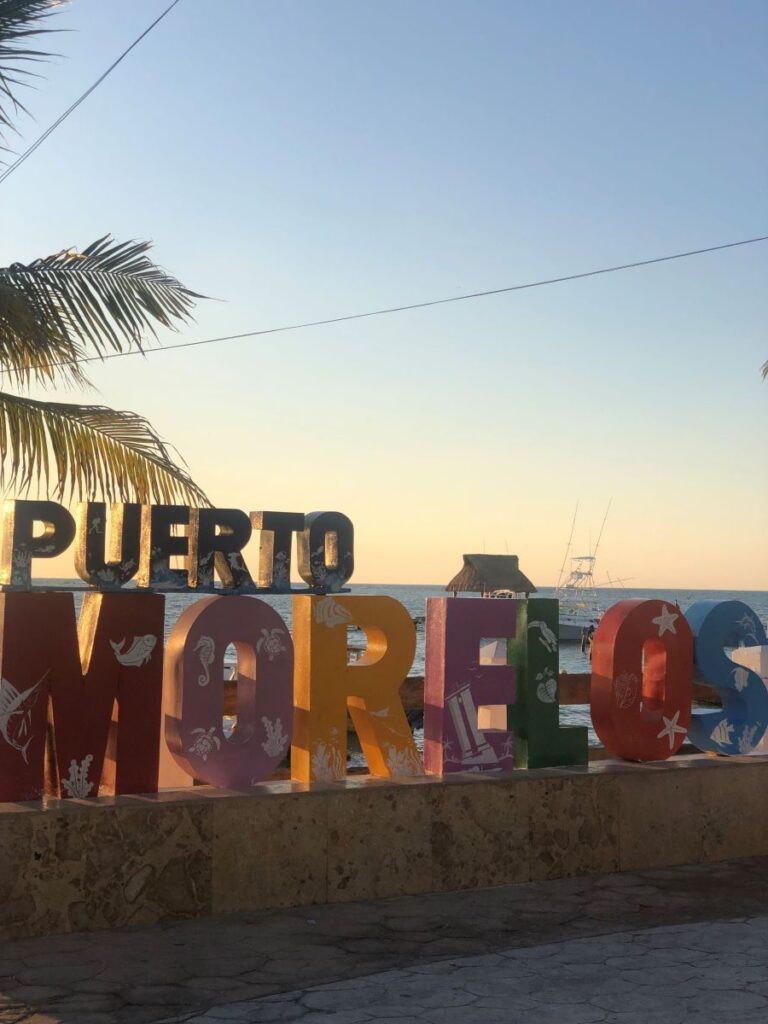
left=0, top=673, right=46, bottom=763
left=194, top=636, right=215, bottom=686
left=710, top=719, right=735, bottom=747
left=110, top=635, right=157, bottom=667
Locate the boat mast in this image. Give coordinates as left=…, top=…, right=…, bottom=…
left=556, top=500, right=579, bottom=590
left=591, top=498, right=612, bottom=560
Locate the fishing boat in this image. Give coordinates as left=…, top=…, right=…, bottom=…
left=555, top=501, right=612, bottom=643
left=556, top=553, right=602, bottom=642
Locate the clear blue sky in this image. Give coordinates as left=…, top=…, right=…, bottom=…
left=4, top=0, right=767, bottom=587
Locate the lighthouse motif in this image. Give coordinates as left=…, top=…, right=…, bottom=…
left=445, top=683, right=498, bottom=767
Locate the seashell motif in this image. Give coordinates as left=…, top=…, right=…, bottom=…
left=614, top=671, right=639, bottom=710
left=536, top=677, right=558, bottom=703
left=314, top=596, right=353, bottom=629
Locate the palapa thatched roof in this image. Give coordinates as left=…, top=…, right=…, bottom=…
left=445, top=554, right=537, bottom=596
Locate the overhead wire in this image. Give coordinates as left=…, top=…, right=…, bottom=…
left=0, top=0, right=184, bottom=186
left=25, top=233, right=768, bottom=376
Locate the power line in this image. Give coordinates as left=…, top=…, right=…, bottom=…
left=0, top=0, right=183, bottom=186
left=30, top=233, right=768, bottom=375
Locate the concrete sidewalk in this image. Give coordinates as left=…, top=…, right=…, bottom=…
left=2, top=858, right=768, bottom=1023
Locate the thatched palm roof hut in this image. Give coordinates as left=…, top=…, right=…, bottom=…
left=446, top=554, right=536, bottom=597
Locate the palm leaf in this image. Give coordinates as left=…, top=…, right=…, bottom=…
left=763, top=360, right=767, bottom=380
left=0, top=0, right=62, bottom=149
left=0, top=235, right=202, bottom=387
left=0, top=390, right=210, bottom=505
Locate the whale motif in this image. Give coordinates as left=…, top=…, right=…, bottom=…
left=110, top=635, right=157, bottom=667
left=0, top=673, right=47, bottom=763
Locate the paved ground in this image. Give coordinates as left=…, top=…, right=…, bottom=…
left=3, top=858, right=768, bottom=1023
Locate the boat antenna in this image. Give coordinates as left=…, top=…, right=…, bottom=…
left=592, top=498, right=612, bottom=558
left=556, top=500, right=579, bottom=589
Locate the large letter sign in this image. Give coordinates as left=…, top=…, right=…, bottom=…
left=686, top=600, right=768, bottom=756
left=507, top=598, right=588, bottom=769
left=163, top=596, right=294, bottom=788
left=591, top=600, right=694, bottom=761
left=0, top=591, right=165, bottom=800
left=423, top=597, right=515, bottom=774
left=291, top=595, right=419, bottom=781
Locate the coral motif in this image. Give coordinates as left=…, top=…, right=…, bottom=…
left=261, top=716, right=289, bottom=757
left=614, top=671, right=640, bottom=710
left=529, top=620, right=558, bottom=653
left=384, top=743, right=423, bottom=776
left=110, top=635, right=157, bottom=667
left=738, top=723, right=760, bottom=755
left=0, top=674, right=45, bottom=763
left=442, top=738, right=459, bottom=763
left=314, top=596, right=353, bottom=629
left=10, top=549, right=31, bottom=585
left=187, top=727, right=221, bottom=761
left=194, top=636, right=215, bottom=686
left=310, top=545, right=328, bottom=584
left=309, top=544, right=348, bottom=592
left=271, top=551, right=290, bottom=588
left=95, top=566, right=118, bottom=585
left=535, top=667, right=558, bottom=703
left=732, top=666, right=750, bottom=693
left=62, top=754, right=94, bottom=799
left=256, top=627, right=287, bottom=662
left=311, top=740, right=345, bottom=782
left=736, top=612, right=760, bottom=645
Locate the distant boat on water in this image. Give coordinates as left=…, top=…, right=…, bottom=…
left=555, top=500, right=614, bottom=643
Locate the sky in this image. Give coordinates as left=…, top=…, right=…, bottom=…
left=2, top=0, right=767, bottom=589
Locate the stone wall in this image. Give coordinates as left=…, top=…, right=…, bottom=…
left=2, top=754, right=768, bottom=941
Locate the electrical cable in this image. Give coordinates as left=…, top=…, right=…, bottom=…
left=0, top=0, right=183, bottom=186
left=26, top=233, right=768, bottom=375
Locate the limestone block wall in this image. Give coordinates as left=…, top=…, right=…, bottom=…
left=2, top=755, right=768, bottom=941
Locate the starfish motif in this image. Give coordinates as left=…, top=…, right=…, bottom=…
left=656, top=710, right=686, bottom=750
left=652, top=605, right=678, bottom=637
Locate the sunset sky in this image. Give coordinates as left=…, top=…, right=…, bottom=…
left=3, top=0, right=767, bottom=589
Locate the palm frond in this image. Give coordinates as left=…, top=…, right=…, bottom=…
left=0, top=390, right=210, bottom=505
left=762, top=360, right=767, bottom=380
left=0, top=235, right=201, bottom=386
left=0, top=1, right=63, bottom=147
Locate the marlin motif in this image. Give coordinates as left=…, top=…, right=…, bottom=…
left=110, top=635, right=157, bottom=667
left=0, top=672, right=48, bottom=763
